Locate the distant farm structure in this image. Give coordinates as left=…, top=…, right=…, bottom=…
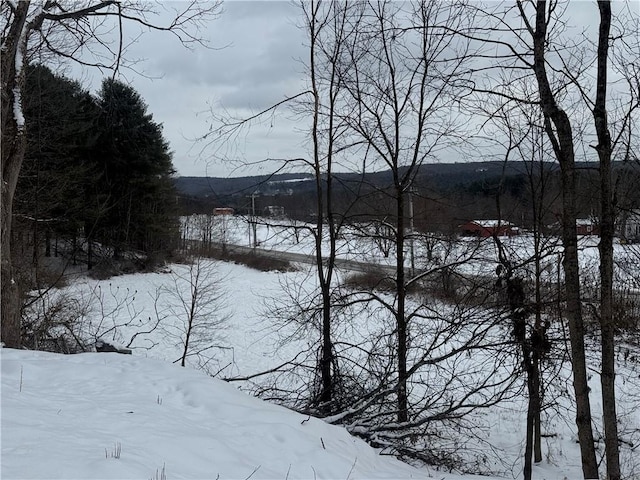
left=460, top=220, right=519, bottom=238
left=575, top=218, right=599, bottom=236
left=619, top=209, right=640, bottom=243
left=213, top=207, right=235, bottom=216
left=548, top=216, right=600, bottom=237
left=264, top=205, right=286, bottom=218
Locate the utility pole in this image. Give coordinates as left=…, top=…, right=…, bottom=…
left=250, top=191, right=258, bottom=248
left=408, top=187, right=416, bottom=277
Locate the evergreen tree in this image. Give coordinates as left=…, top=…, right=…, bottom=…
left=16, top=64, right=100, bottom=269
left=94, top=78, right=178, bottom=260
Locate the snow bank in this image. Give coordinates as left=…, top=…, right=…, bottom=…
left=2, top=348, right=495, bottom=480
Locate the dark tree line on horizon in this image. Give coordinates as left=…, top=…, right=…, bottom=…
left=176, top=162, right=640, bottom=241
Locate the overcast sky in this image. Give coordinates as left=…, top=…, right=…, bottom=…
left=78, top=1, right=308, bottom=178
left=72, top=1, right=633, bottom=178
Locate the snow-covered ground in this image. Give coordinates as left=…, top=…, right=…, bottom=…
left=1, top=348, right=440, bottom=479
left=5, top=341, right=637, bottom=479
left=3, top=219, right=640, bottom=479
left=182, top=214, right=640, bottom=290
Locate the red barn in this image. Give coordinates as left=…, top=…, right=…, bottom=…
left=576, top=218, right=599, bottom=236
left=549, top=215, right=600, bottom=236
left=460, top=220, right=519, bottom=238
left=213, top=207, right=234, bottom=216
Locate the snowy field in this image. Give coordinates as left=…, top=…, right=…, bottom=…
left=5, top=309, right=639, bottom=479
left=1, top=348, right=437, bottom=480
left=3, top=218, right=640, bottom=479
left=182, top=214, right=640, bottom=290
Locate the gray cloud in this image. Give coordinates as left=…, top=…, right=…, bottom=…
left=120, top=1, right=309, bottom=176
left=68, top=1, right=625, bottom=178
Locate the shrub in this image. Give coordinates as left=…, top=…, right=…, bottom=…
left=201, top=247, right=295, bottom=272
left=343, top=268, right=396, bottom=292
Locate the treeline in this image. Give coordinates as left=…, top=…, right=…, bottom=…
left=177, top=161, right=640, bottom=239
left=14, top=64, right=178, bottom=280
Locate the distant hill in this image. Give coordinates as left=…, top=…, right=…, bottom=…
left=174, top=160, right=638, bottom=230
left=174, top=173, right=313, bottom=198
left=173, top=161, right=568, bottom=200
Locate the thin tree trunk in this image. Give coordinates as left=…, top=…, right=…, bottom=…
left=87, top=239, right=93, bottom=270
left=524, top=372, right=535, bottom=480
left=528, top=128, right=546, bottom=466
left=1, top=1, right=30, bottom=348
left=181, top=263, right=199, bottom=367
left=308, top=1, right=334, bottom=410
left=526, top=2, right=598, bottom=475
left=504, top=270, right=538, bottom=480
left=533, top=354, right=543, bottom=463
left=33, top=158, right=40, bottom=270
left=524, top=354, right=543, bottom=478
left=531, top=349, right=543, bottom=464
left=532, top=195, right=544, bottom=465
left=593, top=2, right=620, bottom=478
left=555, top=129, right=598, bottom=479
left=396, top=187, right=408, bottom=423
left=1, top=146, right=24, bottom=347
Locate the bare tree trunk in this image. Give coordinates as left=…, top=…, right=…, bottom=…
left=524, top=374, right=534, bottom=480
left=304, top=0, right=353, bottom=412
left=531, top=161, right=545, bottom=465
left=552, top=122, right=598, bottom=479
left=180, top=277, right=198, bottom=367
left=525, top=2, right=598, bottom=475
left=396, top=186, right=408, bottom=423
left=500, top=260, right=540, bottom=480
left=523, top=349, right=543, bottom=479
left=593, top=2, right=620, bottom=478
left=532, top=364, right=543, bottom=463
left=1, top=1, right=30, bottom=348
left=308, top=0, right=333, bottom=410
left=1, top=145, right=24, bottom=347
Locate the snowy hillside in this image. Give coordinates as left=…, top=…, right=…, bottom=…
left=4, top=252, right=640, bottom=479
left=2, top=347, right=503, bottom=480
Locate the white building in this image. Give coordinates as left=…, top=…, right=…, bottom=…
left=621, top=209, right=640, bottom=243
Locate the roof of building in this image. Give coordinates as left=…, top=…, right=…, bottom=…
left=468, top=220, right=515, bottom=228
left=576, top=218, right=597, bottom=226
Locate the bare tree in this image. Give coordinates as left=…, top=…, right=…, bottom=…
left=591, top=4, right=619, bottom=477
left=518, top=4, right=639, bottom=478
left=590, top=5, right=638, bottom=478
left=467, top=2, right=640, bottom=476
left=159, top=256, right=229, bottom=372
left=334, top=0, right=476, bottom=423
left=301, top=0, right=358, bottom=412
left=199, top=0, right=367, bottom=413
left=284, top=3, right=529, bottom=468
left=1, top=0, right=220, bottom=348
left=473, top=88, right=564, bottom=479
left=197, top=1, right=537, bottom=469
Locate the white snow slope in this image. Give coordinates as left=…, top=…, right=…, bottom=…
left=2, top=250, right=639, bottom=479
left=1, top=348, right=504, bottom=480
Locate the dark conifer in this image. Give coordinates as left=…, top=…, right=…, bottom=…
left=17, top=64, right=100, bottom=271
left=94, top=78, right=178, bottom=261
